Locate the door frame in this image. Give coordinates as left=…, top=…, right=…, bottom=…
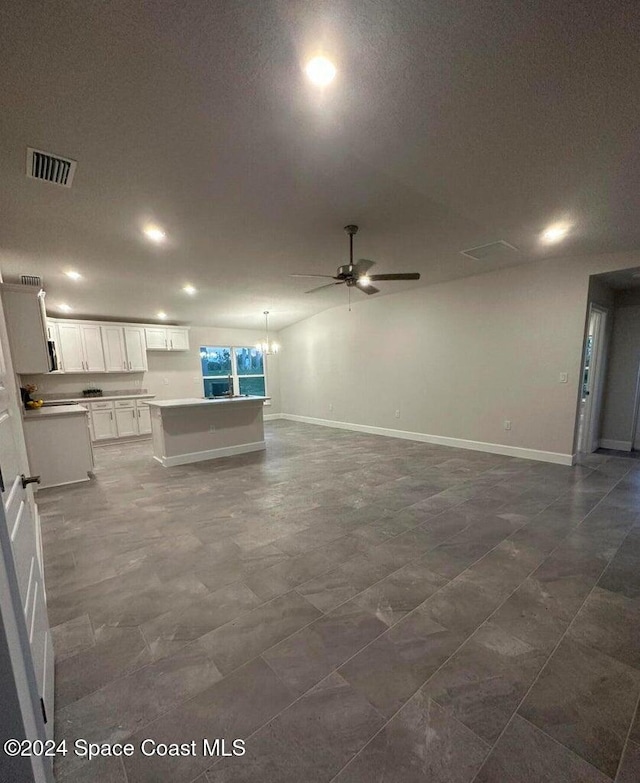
left=578, top=304, right=608, bottom=453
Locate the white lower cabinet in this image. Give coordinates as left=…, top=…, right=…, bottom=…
left=136, top=401, right=152, bottom=434
left=91, top=408, right=117, bottom=440
left=115, top=407, right=137, bottom=437
left=89, top=398, right=154, bottom=441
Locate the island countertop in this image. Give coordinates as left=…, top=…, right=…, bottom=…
left=147, top=396, right=269, bottom=409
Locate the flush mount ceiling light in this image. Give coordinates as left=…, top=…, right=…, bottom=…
left=58, top=303, right=72, bottom=312
left=183, top=284, right=196, bottom=295
left=304, top=56, right=336, bottom=86
left=157, top=311, right=168, bottom=320
left=256, top=311, right=279, bottom=355
left=541, top=222, right=572, bottom=244
left=143, top=224, right=166, bottom=243
left=65, top=270, right=82, bottom=280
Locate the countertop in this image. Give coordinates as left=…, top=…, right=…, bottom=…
left=42, top=393, right=155, bottom=404
left=23, top=404, right=89, bottom=419
left=148, top=396, right=270, bottom=409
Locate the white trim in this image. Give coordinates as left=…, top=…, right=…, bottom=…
left=276, top=414, right=574, bottom=466
left=154, top=440, right=266, bottom=467
left=263, top=413, right=284, bottom=421
left=599, top=438, right=632, bottom=452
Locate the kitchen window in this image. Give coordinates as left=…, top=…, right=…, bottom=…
left=200, top=346, right=266, bottom=398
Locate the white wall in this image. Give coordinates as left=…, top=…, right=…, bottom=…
left=279, top=252, right=640, bottom=461
left=21, top=325, right=281, bottom=413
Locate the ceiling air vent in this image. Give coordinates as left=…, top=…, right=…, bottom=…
left=20, top=275, right=43, bottom=287
left=460, top=240, right=519, bottom=262
left=26, top=147, right=77, bottom=188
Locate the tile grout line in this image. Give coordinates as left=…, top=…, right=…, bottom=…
left=613, top=680, right=640, bottom=779
left=327, top=459, right=637, bottom=783
left=469, top=462, right=640, bottom=782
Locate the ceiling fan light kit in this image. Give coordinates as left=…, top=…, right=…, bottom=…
left=291, top=225, right=420, bottom=308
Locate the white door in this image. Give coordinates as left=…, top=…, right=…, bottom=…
left=124, top=327, right=148, bottom=371
left=57, top=322, right=84, bottom=372
left=0, top=299, right=54, bottom=781
left=91, top=410, right=117, bottom=440
left=145, top=327, right=167, bottom=350
left=115, top=408, right=137, bottom=437
left=102, top=326, right=127, bottom=372
left=167, top=328, right=189, bottom=351
left=80, top=325, right=106, bottom=372
left=579, top=305, right=608, bottom=453
left=136, top=403, right=152, bottom=434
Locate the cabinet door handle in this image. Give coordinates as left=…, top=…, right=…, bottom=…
left=170, top=340, right=173, bottom=349
left=109, top=411, right=113, bottom=420
left=129, top=361, right=132, bottom=370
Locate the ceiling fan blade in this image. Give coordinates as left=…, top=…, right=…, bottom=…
left=354, top=259, right=375, bottom=274
left=305, top=281, right=345, bottom=294
left=290, top=273, right=337, bottom=279
left=368, top=273, right=421, bottom=281
left=356, top=282, right=380, bottom=295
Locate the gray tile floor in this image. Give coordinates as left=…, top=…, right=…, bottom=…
left=39, top=421, right=640, bottom=783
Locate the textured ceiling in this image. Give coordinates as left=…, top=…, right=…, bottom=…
left=0, top=0, right=639, bottom=330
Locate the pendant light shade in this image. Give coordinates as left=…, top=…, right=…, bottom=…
left=256, top=311, right=279, bottom=355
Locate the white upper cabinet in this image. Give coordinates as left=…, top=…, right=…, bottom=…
left=124, top=327, right=148, bottom=371
left=57, top=323, right=106, bottom=373
left=100, top=326, right=148, bottom=372
left=0, top=284, right=52, bottom=373
left=145, top=327, right=168, bottom=350
left=57, top=323, right=85, bottom=372
left=81, top=325, right=106, bottom=371
left=102, top=326, right=127, bottom=372
left=167, top=328, right=189, bottom=351
left=145, top=326, right=189, bottom=351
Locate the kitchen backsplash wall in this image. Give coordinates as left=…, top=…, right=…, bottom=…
left=20, top=324, right=281, bottom=413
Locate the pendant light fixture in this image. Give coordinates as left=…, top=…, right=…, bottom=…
left=256, top=310, right=279, bottom=355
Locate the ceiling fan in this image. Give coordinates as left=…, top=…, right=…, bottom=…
left=291, top=225, right=421, bottom=296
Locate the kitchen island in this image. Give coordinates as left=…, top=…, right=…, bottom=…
left=147, top=396, right=269, bottom=467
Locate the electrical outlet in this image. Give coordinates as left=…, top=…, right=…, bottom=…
left=163, top=377, right=169, bottom=385
left=209, top=425, right=216, bottom=432
left=559, top=372, right=568, bottom=383
left=504, top=420, right=511, bottom=430
left=329, top=403, right=333, bottom=412
left=395, top=409, right=400, bottom=418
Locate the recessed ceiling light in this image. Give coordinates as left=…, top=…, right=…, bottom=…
left=183, top=284, right=196, bottom=295
left=157, top=311, right=168, bottom=320
left=143, top=224, right=166, bottom=243
left=58, top=303, right=72, bottom=312
left=304, top=56, right=337, bottom=86
left=359, top=275, right=372, bottom=286
left=541, top=222, right=571, bottom=244
left=65, top=270, right=82, bottom=280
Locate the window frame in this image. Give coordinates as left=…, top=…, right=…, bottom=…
left=200, top=345, right=269, bottom=403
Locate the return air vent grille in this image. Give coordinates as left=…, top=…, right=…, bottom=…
left=20, top=275, right=42, bottom=287
left=26, top=147, right=77, bottom=187
left=460, top=240, right=519, bottom=262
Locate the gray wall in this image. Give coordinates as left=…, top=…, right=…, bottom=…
left=279, top=252, right=640, bottom=459
left=600, top=302, right=640, bottom=447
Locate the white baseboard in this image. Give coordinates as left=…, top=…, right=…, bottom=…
left=599, top=439, right=632, bottom=452
left=263, top=413, right=284, bottom=421
left=155, top=440, right=266, bottom=467
left=273, top=414, right=574, bottom=466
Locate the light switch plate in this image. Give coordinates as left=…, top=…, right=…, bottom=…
left=559, top=372, right=568, bottom=383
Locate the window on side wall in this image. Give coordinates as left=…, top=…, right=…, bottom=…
left=200, top=346, right=266, bottom=399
